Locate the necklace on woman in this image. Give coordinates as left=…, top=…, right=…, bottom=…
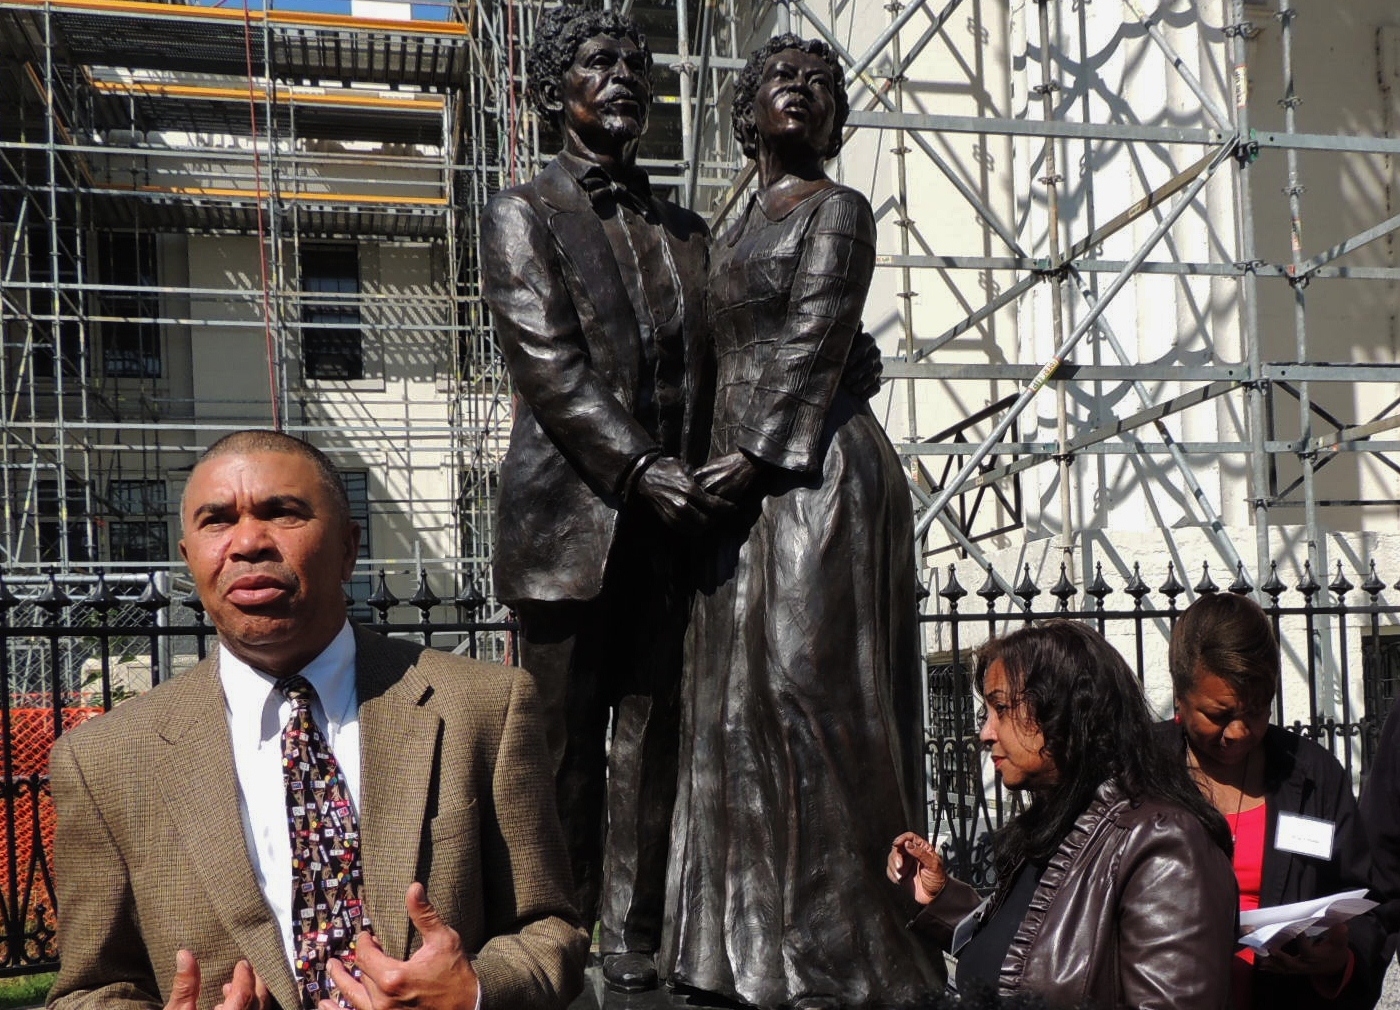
left=1189, top=746, right=1255, bottom=844
left=1228, top=753, right=1248, bottom=844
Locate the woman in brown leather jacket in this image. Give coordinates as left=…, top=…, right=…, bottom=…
left=888, top=621, right=1238, bottom=1009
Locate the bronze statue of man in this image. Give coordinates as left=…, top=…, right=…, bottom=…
left=479, top=6, right=721, bottom=994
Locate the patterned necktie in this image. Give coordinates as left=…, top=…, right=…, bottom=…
left=280, top=675, right=370, bottom=1010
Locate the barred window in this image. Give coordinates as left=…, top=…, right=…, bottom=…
left=107, top=478, right=168, bottom=562
left=98, top=233, right=162, bottom=379
left=301, top=245, right=363, bottom=381
left=36, top=478, right=91, bottom=563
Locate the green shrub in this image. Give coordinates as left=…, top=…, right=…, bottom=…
left=0, top=971, right=55, bottom=1009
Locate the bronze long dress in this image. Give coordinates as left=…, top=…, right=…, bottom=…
left=662, top=183, right=941, bottom=1008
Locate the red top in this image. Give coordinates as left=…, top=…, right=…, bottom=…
left=1228, top=802, right=1268, bottom=1010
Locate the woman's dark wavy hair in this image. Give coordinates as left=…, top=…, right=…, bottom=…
left=1169, top=591, right=1279, bottom=714
left=525, top=5, right=652, bottom=122
left=731, top=33, right=849, bottom=160
left=976, top=621, right=1231, bottom=882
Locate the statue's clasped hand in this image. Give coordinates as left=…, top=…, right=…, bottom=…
left=694, top=452, right=758, bottom=504
left=637, top=456, right=733, bottom=533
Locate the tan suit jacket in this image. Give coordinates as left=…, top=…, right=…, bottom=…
left=47, top=626, right=588, bottom=1010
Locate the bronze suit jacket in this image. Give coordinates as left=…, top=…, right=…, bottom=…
left=481, top=155, right=711, bottom=606
left=47, top=626, right=588, bottom=1010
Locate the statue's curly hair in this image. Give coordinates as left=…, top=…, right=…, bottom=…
left=525, top=5, right=652, bottom=122
left=731, top=33, right=849, bottom=161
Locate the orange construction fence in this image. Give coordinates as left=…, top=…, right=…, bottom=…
left=0, top=707, right=103, bottom=902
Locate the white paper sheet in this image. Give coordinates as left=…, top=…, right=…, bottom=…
left=1237, top=889, right=1376, bottom=955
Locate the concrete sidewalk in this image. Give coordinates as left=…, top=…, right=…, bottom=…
left=1380, top=958, right=1400, bottom=1009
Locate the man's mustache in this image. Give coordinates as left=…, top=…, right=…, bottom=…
left=220, top=564, right=300, bottom=595
left=600, top=87, right=646, bottom=105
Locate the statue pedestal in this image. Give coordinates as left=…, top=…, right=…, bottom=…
left=568, top=967, right=752, bottom=1010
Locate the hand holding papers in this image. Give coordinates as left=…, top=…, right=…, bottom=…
left=1238, top=889, right=1377, bottom=955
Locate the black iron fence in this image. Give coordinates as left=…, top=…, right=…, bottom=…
left=3, top=557, right=1399, bottom=976
left=920, top=557, right=1400, bottom=892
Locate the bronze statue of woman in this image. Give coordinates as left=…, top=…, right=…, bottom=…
left=662, top=34, right=942, bottom=1009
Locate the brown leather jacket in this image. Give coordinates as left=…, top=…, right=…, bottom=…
left=915, top=781, right=1238, bottom=1009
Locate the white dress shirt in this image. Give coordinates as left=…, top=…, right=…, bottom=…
left=220, top=621, right=360, bottom=971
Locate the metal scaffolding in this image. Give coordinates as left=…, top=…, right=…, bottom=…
left=642, top=0, right=1400, bottom=601
left=4, top=0, right=1400, bottom=609
left=0, top=0, right=523, bottom=600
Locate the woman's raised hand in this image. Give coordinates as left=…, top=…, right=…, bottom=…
left=886, top=832, right=947, bottom=906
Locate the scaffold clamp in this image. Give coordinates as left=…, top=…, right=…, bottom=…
left=1233, top=138, right=1260, bottom=165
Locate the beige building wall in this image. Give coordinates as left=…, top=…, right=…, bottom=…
left=182, top=231, right=459, bottom=606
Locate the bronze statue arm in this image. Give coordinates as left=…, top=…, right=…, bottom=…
left=736, top=189, right=877, bottom=473
left=482, top=194, right=660, bottom=496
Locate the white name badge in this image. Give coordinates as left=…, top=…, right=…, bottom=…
left=951, top=897, right=991, bottom=956
left=1275, top=812, right=1336, bottom=860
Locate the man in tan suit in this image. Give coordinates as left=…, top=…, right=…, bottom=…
left=47, top=431, right=587, bottom=1010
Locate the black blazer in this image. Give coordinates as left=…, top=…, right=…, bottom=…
left=1155, top=721, right=1385, bottom=1010
left=1359, top=701, right=1400, bottom=959
left=480, top=156, right=710, bottom=605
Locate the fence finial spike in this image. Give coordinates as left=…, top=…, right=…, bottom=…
left=135, top=571, right=169, bottom=613
left=82, top=571, right=120, bottom=614
left=1086, top=562, right=1112, bottom=603
left=938, top=564, right=967, bottom=604
left=1050, top=564, right=1077, bottom=611
left=1124, top=562, right=1150, bottom=603
left=1328, top=560, right=1353, bottom=600
left=455, top=573, right=487, bottom=614
left=367, top=569, right=399, bottom=623
left=1297, top=559, right=1321, bottom=600
left=1014, top=563, right=1040, bottom=605
left=1158, top=562, right=1185, bottom=603
left=181, top=584, right=205, bottom=618
left=410, top=570, right=441, bottom=618
left=976, top=563, right=1005, bottom=606
left=1362, top=560, right=1385, bottom=599
left=36, top=571, right=71, bottom=615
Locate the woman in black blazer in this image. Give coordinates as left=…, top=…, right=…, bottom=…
left=1161, top=592, right=1386, bottom=1010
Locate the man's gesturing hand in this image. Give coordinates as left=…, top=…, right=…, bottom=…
left=694, top=452, right=758, bottom=503
left=842, top=328, right=884, bottom=401
left=323, top=883, right=479, bottom=1010
left=164, top=949, right=202, bottom=1010
left=165, top=950, right=271, bottom=1010
left=216, top=960, right=271, bottom=1010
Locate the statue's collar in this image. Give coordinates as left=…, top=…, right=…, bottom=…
left=753, top=176, right=835, bottom=222
left=556, top=150, right=653, bottom=205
